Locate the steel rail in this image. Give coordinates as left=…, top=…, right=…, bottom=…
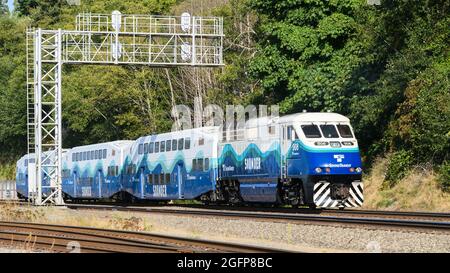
left=0, top=221, right=285, bottom=253
left=66, top=204, right=450, bottom=231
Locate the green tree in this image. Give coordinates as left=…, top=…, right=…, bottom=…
left=248, top=0, right=369, bottom=113
left=0, top=16, right=29, bottom=158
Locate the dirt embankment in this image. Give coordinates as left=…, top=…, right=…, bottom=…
left=363, top=158, right=450, bottom=212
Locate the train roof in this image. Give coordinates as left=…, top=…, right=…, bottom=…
left=278, top=112, right=350, bottom=123
left=137, top=126, right=221, bottom=141
left=245, top=112, right=350, bottom=127
left=69, top=140, right=133, bottom=151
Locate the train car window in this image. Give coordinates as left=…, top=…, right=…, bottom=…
left=159, top=174, right=164, bottom=185
left=148, top=174, right=153, bottom=184
left=204, top=158, right=209, bottom=171
left=138, top=144, right=143, bottom=154
left=268, top=126, right=275, bottom=135
left=166, top=140, right=171, bottom=152
left=185, top=138, right=191, bottom=149
left=72, top=153, right=75, bottom=161
left=160, top=141, right=166, bottom=152
left=155, top=174, right=160, bottom=184
left=103, top=149, right=107, bottom=159
left=149, top=142, right=154, bottom=153
left=165, top=173, right=171, bottom=184
left=197, top=158, right=204, bottom=171
left=320, top=125, right=339, bottom=138
left=198, top=138, right=204, bottom=146
left=94, top=150, right=98, bottom=159
left=337, top=125, right=354, bottom=138
left=86, top=151, right=90, bottom=160
left=178, top=138, right=184, bottom=150
left=301, top=125, right=322, bottom=138
left=82, top=152, right=86, bottom=161
left=115, top=166, right=119, bottom=176
left=91, top=151, right=95, bottom=160
left=172, top=139, right=177, bottom=150
left=192, top=159, right=197, bottom=171
left=144, top=143, right=148, bottom=154
left=155, top=142, right=160, bottom=153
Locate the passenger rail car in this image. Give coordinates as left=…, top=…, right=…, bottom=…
left=16, top=112, right=363, bottom=208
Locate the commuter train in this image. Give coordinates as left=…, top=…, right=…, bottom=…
left=16, top=112, right=363, bottom=208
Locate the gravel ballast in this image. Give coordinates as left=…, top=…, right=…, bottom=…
left=40, top=207, right=450, bottom=253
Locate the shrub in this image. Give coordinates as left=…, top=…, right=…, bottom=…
left=437, top=162, right=450, bottom=192
left=384, top=150, right=413, bottom=187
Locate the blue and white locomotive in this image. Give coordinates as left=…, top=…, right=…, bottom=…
left=16, top=112, right=363, bottom=208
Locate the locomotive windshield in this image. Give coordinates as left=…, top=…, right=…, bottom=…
left=320, top=125, right=339, bottom=138
left=301, top=123, right=355, bottom=139
left=301, top=125, right=322, bottom=138
left=337, top=125, right=354, bottom=138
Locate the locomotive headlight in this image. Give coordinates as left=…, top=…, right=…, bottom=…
left=356, top=167, right=362, bottom=173
left=325, top=167, right=331, bottom=173
left=315, top=167, right=322, bottom=173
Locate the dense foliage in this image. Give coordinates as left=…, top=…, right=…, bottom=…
left=0, top=0, right=448, bottom=189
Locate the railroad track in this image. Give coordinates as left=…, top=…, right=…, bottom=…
left=3, top=200, right=450, bottom=231
left=66, top=204, right=450, bottom=232
left=0, top=221, right=285, bottom=253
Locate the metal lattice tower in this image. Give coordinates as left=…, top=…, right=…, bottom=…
left=26, top=11, right=224, bottom=205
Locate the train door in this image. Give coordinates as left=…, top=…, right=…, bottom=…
left=177, top=163, right=184, bottom=199
left=72, top=171, right=77, bottom=197
left=280, top=124, right=290, bottom=178
left=139, top=167, right=145, bottom=199
left=97, top=170, right=102, bottom=198
left=285, top=125, right=299, bottom=177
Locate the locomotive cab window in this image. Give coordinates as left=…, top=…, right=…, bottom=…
left=286, top=125, right=298, bottom=140
left=337, top=125, right=354, bottom=138
left=301, top=125, right=322, bottom=138
left=320, top=125, right=339, bottom=138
